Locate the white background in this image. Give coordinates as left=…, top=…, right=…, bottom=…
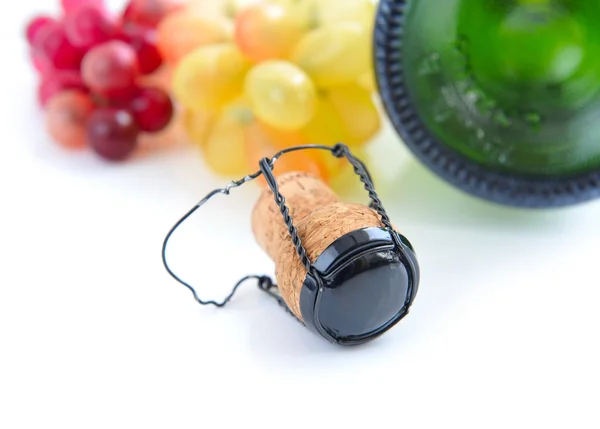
left=1, top=1, right=600, bottom=428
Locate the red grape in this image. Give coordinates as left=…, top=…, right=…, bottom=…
left=122, top=0, right=184, bottom=29
left=64, top=5, right=117, bottom=49
left=30, top=50, right=52, bottom=75
left=34, top=21, right=85, bottom=70
left=38, top=70, right=88, bottom=106
left=87, top=108, right=140, bottom=161
left=119, top=27, right=162, bottom=75
left=61, top=0, right=105, bottom=14
left=129, top=87, right=173, bottom=132
left=26, top=16, right=56, bottom=46
left=45, top=90, right=95, bottom=149
left=81, top=41, right=139, bottom=99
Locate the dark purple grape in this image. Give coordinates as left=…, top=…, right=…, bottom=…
left=87, top=108, right=139, bottom=161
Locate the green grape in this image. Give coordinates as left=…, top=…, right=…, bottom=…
left=172, top=43, right=251, bottom=111
left=315, top=0, right=375, bottom=28
left=328, top=84, right=381, bottom=146
left=302, top=84, right=380, bottom=147
left=291, top=22, right=370, bottom=88
left=201, top=99, right=253, bottom=177
left=183, top=108, right=216, bottom=148
left=244, top=60, right=316, bottom=130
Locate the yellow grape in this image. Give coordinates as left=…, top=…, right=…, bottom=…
left=252, top=120, right=341, bottom=182
left=244, top=119, right=353, bottom=183
left=328, top=83, right=381, bottom=146
left=173, top=43, right=251, bottom=111
left=183, top=108, right=216, bottom=148
left=257, top=120, right=306, bottom=150
left=157, top=11, right=232, bottom=65
left=234, top=2, right=303, bottom=62
left=244, top=60, right=316, bottom=130
left=315, top=0, right=376, bottom=28
left=202, top=99, right=254, bottom=177
left=301, top=93, right=351, bottom=146
left=186, top=0, right=299, bottom=19
left=224, top=0, right=261, bottom=18
left=287, top=1, right=318, bottom=31
left=357, top=69, right=376, bottom=92
left=302, top=84, right=380, bottom=147
left=291, top=22, right=371, bottom=88
left=184, top=0, right=228, bottom=17
left=292, top=0, right=376, bottom=30
left=244, top=121, right=324, bottom=184
left=251, top=119, right=345, bottom=181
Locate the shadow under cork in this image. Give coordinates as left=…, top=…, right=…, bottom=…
left=240, top=301, right=396, bottom=363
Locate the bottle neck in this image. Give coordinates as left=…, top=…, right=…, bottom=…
left=400, top=0, right=600, bottom=175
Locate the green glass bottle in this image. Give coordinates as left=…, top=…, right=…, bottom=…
left=374, top=0, right=600, bottom=207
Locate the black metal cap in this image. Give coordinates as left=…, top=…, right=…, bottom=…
left=299, top=227, right=419, bottom=346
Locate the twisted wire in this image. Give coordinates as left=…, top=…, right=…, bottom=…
left=340, top=146, right=393, bottom=230
left=259, top=158, right=313, bottom=272
left=162, top=143, right=387, bottom=314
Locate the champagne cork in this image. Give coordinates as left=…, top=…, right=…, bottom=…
left=252, top=172, right=384, bottom=319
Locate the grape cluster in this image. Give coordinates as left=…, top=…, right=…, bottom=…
left=166, top=0, right=380, bottom=183
left=26, top=0, right=179, bottom=161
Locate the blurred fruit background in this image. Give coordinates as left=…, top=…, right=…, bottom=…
left=25, top=0, right=384, bottom=194
left=26, top=0, right=182, bottom=161
left=169, top=0, right=380, bottom=188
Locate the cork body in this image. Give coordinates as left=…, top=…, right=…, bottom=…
left=251, top=172, right=384, bottom=319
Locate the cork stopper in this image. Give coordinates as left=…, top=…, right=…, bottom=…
left=251, top=172, right=340, bottom=260
left=252, top=172, right=384, bottom=319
